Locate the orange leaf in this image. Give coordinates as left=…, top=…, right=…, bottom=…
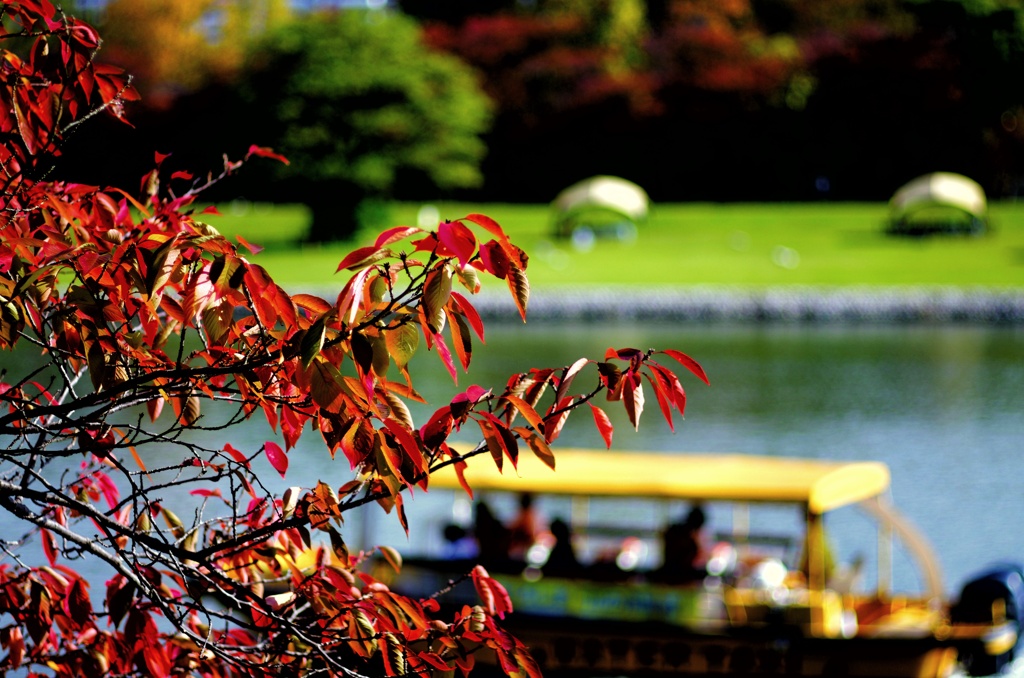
left=502, top=395, right=544, bottom=433
left=505, top=264, right=529, bottom=322
left=623, top=373, right=644, bottom=430
left=514, top=427, right=556, bottom=471
left=378, top=545, right=403, bottom=573
left=589, top=404, right=614, bottom=448
left=446, top=307, right=473, bottom=371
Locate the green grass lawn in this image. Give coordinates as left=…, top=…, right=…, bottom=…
left=203, top=200, right=1024, bottom=289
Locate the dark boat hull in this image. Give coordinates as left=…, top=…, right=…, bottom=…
left=495, top=614, right=958, bottom=678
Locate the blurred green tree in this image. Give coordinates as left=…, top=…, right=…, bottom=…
left=236, top=9, right=492, bottom=242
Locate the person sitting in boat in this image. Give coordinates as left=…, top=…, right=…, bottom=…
left=441, top=523, right=478, bottom=561
left=651, top=504, right=708, bottom=584
left=507, top=492, right=545, bottom=559
left=541, top=518, right=581, bottom=578
left=473, top=500, right=513, bottom=569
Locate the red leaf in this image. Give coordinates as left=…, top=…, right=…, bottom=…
left=335, top=245, right=383, bottom=272
left=246, top=144, right=289, bottom=165
left=596, top=362, right=622, bottom=392
left=543, top=396, right=573, bottom=443
left=170, top=170, right=193, bottom=181
left=450, top=292, right=484, bottom=341
left=4, top=627, right=23, bottom=669
left=41, top=528, right=58, bottom=565
left=433, top=332, right=458, bottom=383
left=471, top=565, right=513, bottom=618
left=476, top=413, right=518, bottom=470
left=556, top=357, right=589, bottom=402
left=223, top=443, right=250, bottom=468
left=645, top=370, right=676, bottom=432
left=453, top=459, right=473, bottom=498
left=265, top=441, right=288, bottom=478
left=659, top=349, right=710, bottom=385
left=648, top=362, right=687, bottom=410
left=190, top=488, right=223, bottom=498
left=477, top=240, right=510, bottom=279
left=438, top=220, right=477, bottom=268
left=606, top=346, right=642, bottom=361
left=452, top=384, right=490, bottom=409
left=419, top=406, right=453, bottom=449
left=143, top=644, right=172, bottom=678
left=418, top=652, right=455, bottom=672
left=589, top=404, right=614, bottom=448
left=93, top=470, right=120, bottom=509
left=230, top=234, right=261, bottom=257
left=383, top=419, right=426, bottom=477
left=462, top=214, right=519, bottom=266
left=69, top=21, right=100, bottom=48
left=64, top=577, right=92, bottom=625
left=375, top=226, right=421, bottom=249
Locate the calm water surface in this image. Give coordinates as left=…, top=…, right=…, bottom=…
left=13, top=321, right=1024, bottom=674
left=41, top=321, right=1017, bottom=591
left=373, top=323, right=1024, bottom=592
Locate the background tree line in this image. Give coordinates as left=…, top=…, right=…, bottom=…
left=60, top=0, right=1024, bottom=241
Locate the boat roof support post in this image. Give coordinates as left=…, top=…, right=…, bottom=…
left=878, top=500, right=893, bottom=597
left=807, top=509, right=826, bottom=592
left=571, top=495, right=590, bottom=551
left=860, top=495, right=944, bottom=602
left=733, top=503, right=750, bottom=560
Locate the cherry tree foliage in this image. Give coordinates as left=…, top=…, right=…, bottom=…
left=0, top=3, right=708, bottom=676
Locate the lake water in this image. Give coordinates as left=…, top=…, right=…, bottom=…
left=11, top=320, right=1024, bottom=675
left=377, top=320, right=1024, bottom=678
left=356, top=322, right=1024, bottom=591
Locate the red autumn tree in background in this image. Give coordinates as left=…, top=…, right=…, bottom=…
left=0, top=3, right=707, bottom=676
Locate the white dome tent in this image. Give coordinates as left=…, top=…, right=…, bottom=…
left=551, top=175, right=649, bottom=242
left=888, top=172, right=988, bottom=236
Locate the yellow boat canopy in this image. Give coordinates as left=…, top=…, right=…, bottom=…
left=430, top=448, right=890, bottom=515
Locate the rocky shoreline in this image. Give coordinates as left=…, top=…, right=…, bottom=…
left=467, top=285, right=1024, bottom=324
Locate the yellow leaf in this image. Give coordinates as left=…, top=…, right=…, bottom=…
left=384, top=322, right=419, bottom=368
left=423, top=266, right=452, bottom=333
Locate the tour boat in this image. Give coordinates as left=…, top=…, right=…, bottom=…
left=392, top=449, right=1022, bottom=678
